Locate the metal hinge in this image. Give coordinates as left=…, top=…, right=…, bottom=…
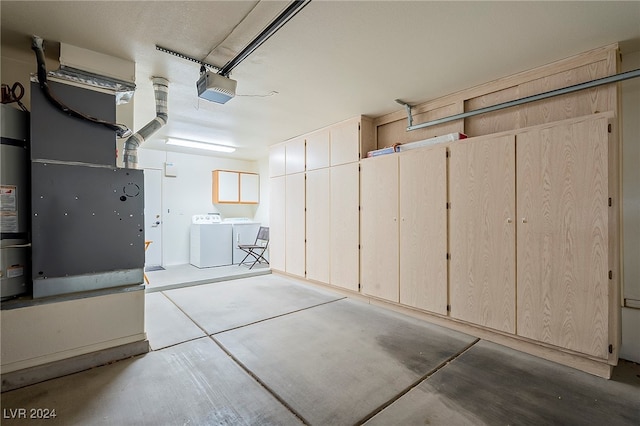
left=609, top=344, right=613, bottom=354
left=609, top=270, right=613, bottom=280
left=446, top=202, right=451, bottom=209
left=608, top=124, right=612, bottom=133
left=358, top=283, right=361, bottom=291
left=446, top=304, right=451, bottom=312
left=446, top=253, right=451, bottom=260
left=446, top=150, right=450, bottom=158
left=609, top=197, right=612, bottom=207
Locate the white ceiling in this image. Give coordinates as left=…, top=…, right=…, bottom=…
left=2, top=1, right=640, bottom=160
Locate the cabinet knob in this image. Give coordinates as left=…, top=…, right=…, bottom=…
left=393, top=217, right=397, bottom=222
left=521, top=218, right=527, bottom=224
left=507, top=218, right=513, bottom=223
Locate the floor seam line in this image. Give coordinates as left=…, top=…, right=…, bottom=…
left=149, top=335, right=208, bottom=352
left=209, top=334, right=311, bottom=426
left=210, top=297, right=347, bottom=336
left=355, top=337, right=481, bottom=425
left=161, top=292, right=212, bottom=335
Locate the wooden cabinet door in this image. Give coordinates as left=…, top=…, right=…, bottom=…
left=330, top=162, right=359, bottom=291
left=360, top=155, right=399, bottom=302
left=306, top=129, right=330, bottom=171
left=213, top=170, right=239, bottom=203
left=330, top=117, right=360, bottom=166
left=449, top=135, right=516, bottom=333
left=306, top=168, right=330, bottom=284
left=286, top=137, right=305, bottom=174
left=269, top=144, right=286, bottom=177
left=239, top=172, right=259, bottom=204
left=269, top=176, right=286, bottom=271
left=399, top=146, right=448, bottom=314
left=285, top=173, right=306, bottom=277
left=516, top=117, right=609, bottom=358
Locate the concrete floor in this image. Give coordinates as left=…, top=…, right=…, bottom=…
left=2, top=274, right=639, bottom=425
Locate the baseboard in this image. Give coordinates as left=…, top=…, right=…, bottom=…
left=1, top=339, right=150, bottom=392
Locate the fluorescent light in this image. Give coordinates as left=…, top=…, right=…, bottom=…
left=166, top=138, right=235, bottom=153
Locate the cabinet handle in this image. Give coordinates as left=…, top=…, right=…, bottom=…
left=521, top=218, right=527, bottom=224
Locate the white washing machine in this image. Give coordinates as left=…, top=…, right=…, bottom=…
left=190, top=214, right=232, bottom=268
left=224, top=218, right=261, bottom=264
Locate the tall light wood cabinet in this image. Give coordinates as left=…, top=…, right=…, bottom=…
left=360, top=154, right=399, bottom=302
left=305, top=129, right=330, bottom=284
left=306, top=168, right=330, bottom=283
left=516, top=115, right=612, bottom=359
left=330, top=162, right=359, bottom=291
left=269, top=175, right=286, bottom=271
left=449, top=134, right=517, bottom=333
left=399, top=146, right=448, bottom=315
left=285, top=172, right=306, bottom=278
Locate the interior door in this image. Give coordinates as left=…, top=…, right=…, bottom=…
left=143, top=168, right=162, bottom=268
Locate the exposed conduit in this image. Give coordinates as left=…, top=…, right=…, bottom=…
left=123, top=77, right=169, bottom=169
left=402, top=68, right=640, bottom=132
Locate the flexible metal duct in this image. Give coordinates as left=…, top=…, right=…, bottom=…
left=123, top=77, right=169, bottom=168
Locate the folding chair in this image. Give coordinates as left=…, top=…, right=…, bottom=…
left=238, top=226, right=269, bottom=269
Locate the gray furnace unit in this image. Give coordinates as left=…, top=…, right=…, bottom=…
left=30, top=80, right=144, bottom=298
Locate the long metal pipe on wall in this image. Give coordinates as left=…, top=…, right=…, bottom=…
left=404, top=68, right=640, bottom=132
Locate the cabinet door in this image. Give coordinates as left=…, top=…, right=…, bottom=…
left=306, top=168, right=330, bottom=284
left=360, top=155, right=399, bottom=302
left=269, top=144, right=286, bottom=177
left=516, top=117, right=609, bottom=358
left=330, top=118, right=360, bottom=166
left=449, top=135, right=516, bottom=333
left=399, top=146, right=448, bottom=314
left=213, top=170, right=239, bottom=203
left=269, top=176, right=286, bottom=271
left=286, top=137, right=305, bottom=174
left=239, top=173, right=259, bottom=204
left=330, top=162, right=360, bottom=291
left=285, top=173, right=306, bottom=277
left=306, top=129, right=330, bottom=171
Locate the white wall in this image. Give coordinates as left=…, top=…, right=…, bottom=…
left=138, top=148, right=262, bottom=266
left=620, top=49, right=640, bottom=363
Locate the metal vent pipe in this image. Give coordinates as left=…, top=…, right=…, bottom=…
left=123, top=77, right=169, bottom=168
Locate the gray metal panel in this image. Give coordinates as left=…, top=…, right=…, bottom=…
left=31, top=162, right=144, bottom=279
left=0, top=104, right=29, bottom=142
left=33, top=269, right=143, bottom=298
left=30, top=81, right=116, bottom=166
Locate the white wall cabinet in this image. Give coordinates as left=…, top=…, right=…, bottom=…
left=213, top=170, right=260, bottom=204
left=212, top=170, right=239, bottom=203
left=240, top=173, right=260, bottom=204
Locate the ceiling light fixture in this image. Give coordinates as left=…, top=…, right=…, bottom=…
left=166, top=138, right=236, bottom=153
